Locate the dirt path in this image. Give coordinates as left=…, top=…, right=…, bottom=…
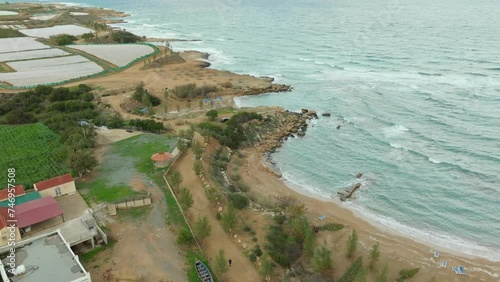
left=87, top=180, right=187, bottom=282
left=174, top=150, right=261, bottom=282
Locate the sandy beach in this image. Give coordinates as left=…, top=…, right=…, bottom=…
left=238, top=147, right=500, bottom=281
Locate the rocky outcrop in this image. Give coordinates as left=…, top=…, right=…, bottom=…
left=255, top=109, right=318, bottom=155
left=237, top=84, right=292, bottom=96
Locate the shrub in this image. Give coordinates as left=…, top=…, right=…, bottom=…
left=111, top=30, right=140, bottom=43
left=132, top=85, right=161, bottom=106
left=221, top=205, right=238, bottom=231
left=171, top=83, right=218, bottom=99
left=176, top=227, right=194, bottom=245
left=249, top=253, right=257, bottom=262
left=254, top=245, right=263, bottom=257
left=369, top=243, right=380, bottom=270
left=228, top=193, right=249, bottom=209
left=346, top=229, right=358, bottom=257
left=50, top=34, right=77, bottom=45
left=178, top=188, right=193, bottom=211
left=206, top=109, right=218, bottom=121
left=318, top=223, right=344, bottom=231
left=213, top=250, right=229, bottom=279
left=338, top=256, right=364, bottom=282
left=396, top=268, right=420, bottom=282
left=193, top=160, right=203, bottom=175
left=376, top=263, right=389, bottom=282
left=311, top=242, right=332, bottom=273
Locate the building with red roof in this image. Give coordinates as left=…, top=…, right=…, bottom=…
left=151, top=152, right=172, bottom=168
left=34, top=173, right=76, bottom=198
left=14, top=197, right=63, bottom=231
left=0, top=185, right=25, bottom=201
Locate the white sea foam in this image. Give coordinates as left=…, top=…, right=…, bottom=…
left=383, top=124, right=409, bottom=138
left=428, top=157, right=442, bottom=164
left=389, top=142, right=407, bottom=150
left=348, top=203, right=500, bottom=262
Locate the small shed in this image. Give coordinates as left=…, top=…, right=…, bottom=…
left=34, top=174, right=76, bottom=198
left=151, top=152, right=172, bottom=168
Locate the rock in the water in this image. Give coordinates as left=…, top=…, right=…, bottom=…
left=322, top=113, right=331, bottom=117
left=356, top=173, right=363, bottom=178
left=301, top=108, right=309, bottom=114
left=297, top=131, right=305, bottom=137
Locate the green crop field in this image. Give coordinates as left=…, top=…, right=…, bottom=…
left=0, top=124, right=69, bottom=188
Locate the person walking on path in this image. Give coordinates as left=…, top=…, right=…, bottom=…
left=228, top=259, right=232, bottom=267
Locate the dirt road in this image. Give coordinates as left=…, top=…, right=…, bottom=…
left=174, top=149, right=261, bottom=282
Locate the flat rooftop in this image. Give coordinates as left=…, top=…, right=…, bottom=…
left=6, top=232, right=88, bottom=282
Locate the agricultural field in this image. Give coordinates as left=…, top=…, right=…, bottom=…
left=68, top=44, right=155, bottom=67
left=0, top=37, right=50, bottom=53
left=0, top=11, right=18, bottom=16
left=0, top=124, right=69, bottom=188
left=0, top=48, right=69, bottom=62
left=30, top=13, right=59, bottom=21
left=19, top=24, right=93, bottom=38
left=0, top=55, right=103, bottom=86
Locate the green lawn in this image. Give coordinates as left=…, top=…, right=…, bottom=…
left=0, top=124, right=69, bottom=188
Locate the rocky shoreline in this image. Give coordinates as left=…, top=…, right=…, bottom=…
left=256, top=108, right=318, bottom=176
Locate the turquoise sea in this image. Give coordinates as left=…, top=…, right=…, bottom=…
left=20, top=0, right=500, bottom=261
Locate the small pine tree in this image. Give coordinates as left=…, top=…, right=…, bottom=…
left=375, top=263, right=389, bottom=282
left=369, top=243, right=380, bottom=270
left=221, top=204, right=238, bottom=232
left=169, top=170, right=183, bottom=190
left=311, top=241, right=332, bottom=273
left=178, top=188, right=193, bottom=211
left=213, top=249, right=229, bottom=279
left=346, top=229, right=358, bottom=257
left=193, top=216, right=211, bottom=246
left=259, top=255, right=273, bottom=279
left=303, top=227, right=315, bottom=257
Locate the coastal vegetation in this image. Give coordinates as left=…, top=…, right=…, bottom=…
left=171, top=83, right=218, bottom=99
left=111, top=30, right=140, bottom=43
left=49, top=34, right=77, bottom=45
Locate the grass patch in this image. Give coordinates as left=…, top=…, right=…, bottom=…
left=118, top=206, right=151, bottom=220
left=78, top=179, right=142, bottom=203
left=0, top=63, right=15, bottom=73
left=77, top=134, right=176, bottom=203
left=0, top=28, right=25, bottom=38
left=112, top=134, right=177, bottom=173
left=80, top=237, right=116, bottom=263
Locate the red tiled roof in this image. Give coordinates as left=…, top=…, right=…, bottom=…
left=14, top=197, right=63, bottom=228
left=0, top=185, right=25, bottom=201
left=151, top=152, right=172, bottom=162
left=34, top=174, right=73, bottom=191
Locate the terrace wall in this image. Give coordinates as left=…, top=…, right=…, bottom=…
left=114, top=195, right=152, bottom=209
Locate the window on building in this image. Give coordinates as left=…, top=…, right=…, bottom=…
left=55, top=187, right=62, bottom=196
